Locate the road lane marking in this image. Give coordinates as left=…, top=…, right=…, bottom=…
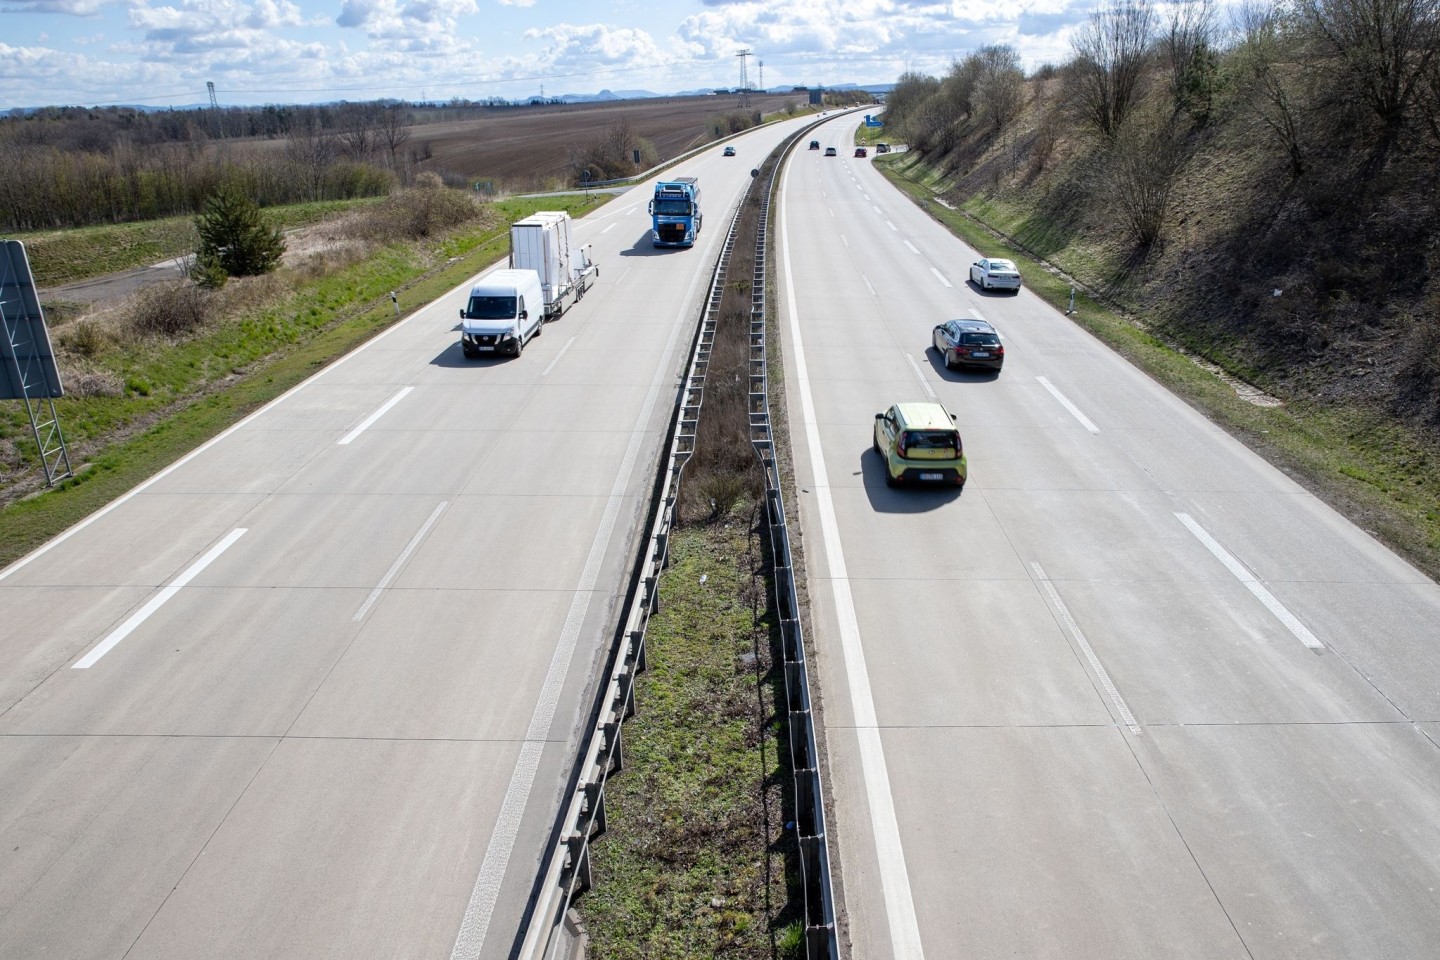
left=779, top=159, right=927, bottom=960
left=338, top=386, right=413, bottom=445
left=903, top=240, right=919, bottom=254
left=873, top=205, right=883, bottom=215
left=863, top=274, right=876, bottom=296
left=886, top=220, right=897, bottom=231
left=841, top=234, right=850, bottom=248
left=969, top=307, right=989, bottom=325
left=542, top=337, right=577, bottom=377
left=1032, top=562, right=1139, bottom=733
left=601, top=223, right=616, bottom=234
left=1036, top=376, right=1100, bottom=433
left=449, top=204, right=720, bottom=960
left=863, top=193, right=871, bottom=201
left=905, top=355, right=938, bottom=400
left=353, top=503, right=448, bottom=622
left=928, top=266, right=953, bottom=288
left=73, top=528, right=248, bottom=669
left=1175, top=513, right=1324, bottom=650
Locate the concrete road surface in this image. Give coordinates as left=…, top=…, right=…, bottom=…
left=780, top=113, right=1440, bottom=960
left=0, top=114, right=817, bottom=960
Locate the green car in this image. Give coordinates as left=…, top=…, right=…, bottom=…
left=873, top=401, right=967, bottom=488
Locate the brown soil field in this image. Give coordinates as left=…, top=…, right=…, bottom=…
left=405, top=93, right=812, bottom=191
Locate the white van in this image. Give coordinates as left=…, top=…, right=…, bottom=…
left=459, top=268, right=545, bottom=358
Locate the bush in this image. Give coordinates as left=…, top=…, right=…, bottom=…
left=194, top=186, right=286, bottom=283
left=126, top=280, right=215, bottom=338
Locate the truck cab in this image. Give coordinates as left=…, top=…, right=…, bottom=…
left=649, top=177, right=702, bottom=248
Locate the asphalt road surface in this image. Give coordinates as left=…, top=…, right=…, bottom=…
left=0, top=114, right=816, bottom=960
left=780, top=113, right=1440, bottom=960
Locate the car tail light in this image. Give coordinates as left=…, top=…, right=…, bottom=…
left=996, top=345, right=1005, bottom=358
left=897, top=433, right=908, bottom=457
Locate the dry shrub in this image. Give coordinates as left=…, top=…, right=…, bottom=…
left=55, top=317, right=111, bottom=358
left=352, top=173, right=491, bottom=242
left=125, top=279, right=216, bottom=338
left=61, top=359, right=123, bottom=397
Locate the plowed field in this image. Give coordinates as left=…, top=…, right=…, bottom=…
left=406, top=93, right=810, bottom=191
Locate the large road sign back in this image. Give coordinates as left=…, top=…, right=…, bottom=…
left=1, top=239, right=64, bottom=400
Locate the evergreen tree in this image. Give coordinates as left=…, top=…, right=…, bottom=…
left=194, top=187, right=285, bottom=286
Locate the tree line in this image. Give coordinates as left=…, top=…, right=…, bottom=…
left=0, top=101, right=423, bottom=232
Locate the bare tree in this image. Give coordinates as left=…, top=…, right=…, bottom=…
left=376, top=104, right=413, bottom=181
left=1232, top=1, right=1309, bottom=179
left=285, top=115, right=336, bottom=201
left=336, top=103, right=378, bottom=162
left=1068, top=0, right=1159, bottom=139
left=1298, top=0, right=1440, bottom=162
left=1164, top=0, right=1219, bottom=124
left=975, top=45, right=1027, bottom=133
left=1106, top=113, right=1189, bottom=247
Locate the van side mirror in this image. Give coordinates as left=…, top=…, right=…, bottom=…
left=951, top=414, right=957, bottom=421
left=875, top=413, right=884, bottom=420
left=459, top=308, right=465, bottom=319
left=518, top=310, right=528, bottom=320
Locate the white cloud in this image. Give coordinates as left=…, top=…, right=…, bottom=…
left=0, top=0, right=106, bottom=15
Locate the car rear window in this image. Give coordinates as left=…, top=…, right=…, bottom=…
left=961, top=333, right=1000, bottom=345
left=991, top=260, right=1017, bottom=271
left=902, top=430, right=959, bottom=452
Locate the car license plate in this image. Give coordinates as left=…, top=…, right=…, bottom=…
left=919, top=472, right=943, bottom=481
left=971, top=351, right=990, bottom=358
left=478, top=345, right=495, bottom=351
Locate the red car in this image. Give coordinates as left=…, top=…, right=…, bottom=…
left=854, top=147, right=869, bottom=158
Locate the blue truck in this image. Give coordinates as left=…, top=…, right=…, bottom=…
left=649, top=177, right=702, bottom=248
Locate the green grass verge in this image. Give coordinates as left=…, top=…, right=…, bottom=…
left=581, top=511, right=800, bottom=959
left=12, top=198, right=387, bottom=286
left=0, top=192, right=607, bottom=569
left=877, top=154, right=1440, bottom=579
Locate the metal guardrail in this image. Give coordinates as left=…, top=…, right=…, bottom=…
left=747, top=134, right=841, bottom=960
left=516, top=116, right=841, bottom=960
left=515, top=200, right=743, bottom=960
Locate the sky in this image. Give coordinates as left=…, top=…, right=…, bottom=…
left=0, top=0, right=1094, bottom=111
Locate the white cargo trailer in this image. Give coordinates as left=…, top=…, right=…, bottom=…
left=509, top=211, right=599, bottom=320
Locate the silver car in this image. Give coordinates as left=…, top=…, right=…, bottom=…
left=969, top=257, right=1022, bottom=292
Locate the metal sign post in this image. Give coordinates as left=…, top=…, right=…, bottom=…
left=1, top=240, right=72, bottom=485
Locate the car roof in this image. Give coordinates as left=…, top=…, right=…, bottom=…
left=894, top=401, right=957, bottom=431
left=950, top=318, right=997, bottom=333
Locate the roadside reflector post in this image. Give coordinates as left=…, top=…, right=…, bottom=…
left=390, top=291, right=399, bottom=316
left=1067, top=286, right=1075, bottom=315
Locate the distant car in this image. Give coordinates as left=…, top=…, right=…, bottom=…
left=873, top=401, right=967, bottom=488
left=723, top=145, right=736, bottom=157
left=809, top=140, right=821, bottom=150
left=969, top=257, right=1022, bottom=293
left=933, top=318, right=1005, bottom=372
left=824, top=147, right=837, bottom=156
left=875, top=143, right=891, bottom=153
left=854, top=147, right=868, bottom=158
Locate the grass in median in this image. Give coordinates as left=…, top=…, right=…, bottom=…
left=877, top=154, right=1440, bottom=579
left=581, top=511, right=801, bottom=959
left=0, top=192, right=607, bottom=569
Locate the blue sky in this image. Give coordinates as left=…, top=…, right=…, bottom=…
left=0, top=0, right=1091, bottom=110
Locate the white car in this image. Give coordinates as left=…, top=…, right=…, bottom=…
left=970, top=257, right=1022, bottom=293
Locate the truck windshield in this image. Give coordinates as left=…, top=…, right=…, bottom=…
left=653, top=199, right=692, bottom=216
left=466, top=295, right=516, bottom=319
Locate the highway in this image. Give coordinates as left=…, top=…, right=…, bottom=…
left=0, top=114, right=815, bottom=960
left=780, top=113, right=1440, bottom=959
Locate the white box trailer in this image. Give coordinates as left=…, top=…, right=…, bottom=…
left=509, top=211, right=598, bottom=320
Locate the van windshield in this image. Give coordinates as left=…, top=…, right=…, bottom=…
left=467, top=295, right=516, bottom=320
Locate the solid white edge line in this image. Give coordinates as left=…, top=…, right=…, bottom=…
left=1175, top=513, right=1325, bottom=650
left=337, top=386, right=414, bottom=445
left=905, top=355, right=937, bottom=400
left=1036, top=376, right=1100, bottom=433
left=782, top=154, right=927, bottom=959
left=928, top=266, right=953, bottom=289
left=448, top=199, right=721, bottom=960
left=73, top=528, right=248, bottom=669
left=353, top=502, right=448, bottom=622
left=1031, top=561, right=1139, bottom=732
left=541, top=337, right=577, bottom=377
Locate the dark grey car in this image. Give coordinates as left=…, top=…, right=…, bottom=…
left=932, top=318, right=1005, bottom=372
